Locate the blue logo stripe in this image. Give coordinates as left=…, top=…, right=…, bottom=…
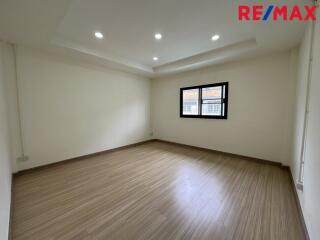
left=263, top=5, right=274, bottom=21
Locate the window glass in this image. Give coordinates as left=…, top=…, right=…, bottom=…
left=182, top=89, right=199, bottom=115
left=201, top=86, right=222, bottom=116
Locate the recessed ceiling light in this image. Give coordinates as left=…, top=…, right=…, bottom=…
left=211, top=34, right=220, bottom=41
left=153, top=57, right=159, bottom=61
left=154, top=33, right=162, bottom=40
left=94, top=32, right=104, bottom=39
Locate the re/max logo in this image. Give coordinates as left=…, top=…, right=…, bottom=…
left=238, top=5, right=318, bottom=21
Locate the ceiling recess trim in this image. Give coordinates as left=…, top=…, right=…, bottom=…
left=153, top=38, right=258, bottom=74
left=52, top=37, right=257, bottom=77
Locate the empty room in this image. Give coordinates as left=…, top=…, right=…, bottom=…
left=0, top=0, right=319, bottom=239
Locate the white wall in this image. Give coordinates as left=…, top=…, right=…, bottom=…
left=2, top=44, right=21, bottom=174
left=16, top=46, right=151, bottom=170
left=291, top=18, right=320, bottom=240
left=293, top=22, right=311, bottom=233
left=291, top=23, right=312, bottom=197
left=152, top=51, right=297, bottom=165
left=0, top=42, right=13, bottom=240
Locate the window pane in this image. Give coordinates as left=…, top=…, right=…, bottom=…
left=202, top=104, right=221, bottom=116
left=201, top=86, right=223, bottom=116
left=222, top=103, right=225, bottom=115
left=183, top=89, right=199, bottom=115
left=202, top=86, right=222, bottom=100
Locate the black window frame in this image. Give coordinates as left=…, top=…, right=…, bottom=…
left=180, top=82, right=229, bottom=119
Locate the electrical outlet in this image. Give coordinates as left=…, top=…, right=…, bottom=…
left=150, top=132, right=153, bottom=137
left=17, top=156, right=29, bottom=162
left=296, top=182, right=304, bottom=191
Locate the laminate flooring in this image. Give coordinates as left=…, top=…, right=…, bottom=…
left=12, top=141, right=305, bottom=240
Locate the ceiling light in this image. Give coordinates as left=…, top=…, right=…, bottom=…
left=154, top=33, right=162, bottom=40
left=94, top=32, right=104, bottom=39
left=153, top=57, right=159, bottom=61
left=211, top=34, right=220, bottom=41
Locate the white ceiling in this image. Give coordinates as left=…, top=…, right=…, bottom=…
left=0, top=0, right=306, bottom=77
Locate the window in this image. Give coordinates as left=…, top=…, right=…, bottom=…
left=180, top=82, right=228, bottom=119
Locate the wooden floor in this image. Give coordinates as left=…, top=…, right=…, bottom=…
left=12, top=141, right=305, bottom=240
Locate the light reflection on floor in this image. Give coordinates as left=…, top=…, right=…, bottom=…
left=173, top=164, right=225, bottom=223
